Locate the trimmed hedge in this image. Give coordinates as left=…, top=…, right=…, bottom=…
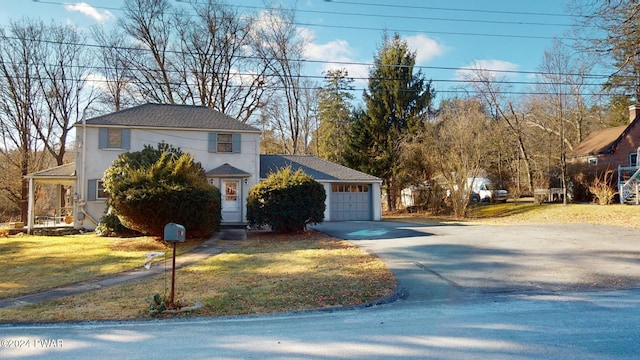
left=247, top=166, right=325, bottom=232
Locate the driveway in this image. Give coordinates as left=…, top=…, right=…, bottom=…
left=311, top=221, right=640, bottom=302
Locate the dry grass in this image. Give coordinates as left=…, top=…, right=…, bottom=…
left=0, top=233, right=203, bottom=299
left=0, top=231, right=396, bottom=322
left=386, top=201, right=640, bottom=228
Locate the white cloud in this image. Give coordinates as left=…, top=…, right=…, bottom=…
left=404, top=34, right=447, bottom=64
left=455, top=59, right=520, bottom=80
left=64, top=2, right=114, bottom=23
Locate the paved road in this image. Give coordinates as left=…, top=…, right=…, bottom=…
left=313, top=221, right=640, bottom=301
left=1, top=221, right=640, bottom=359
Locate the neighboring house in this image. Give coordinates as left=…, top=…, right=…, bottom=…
left=569, top=104, right=640, bottom=203
left=25, top=103, right=381, bottom=233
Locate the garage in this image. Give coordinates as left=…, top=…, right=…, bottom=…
left=330, top=184, right=372, bottom=221
left=260, top=154, right=382, bottom=221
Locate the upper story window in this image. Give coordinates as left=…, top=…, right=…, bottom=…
left=99, top=128, right=130, bottom=150
left=208, top=132, right=241, bottom=153
left=587, top=157, right=598, bottom=166
left=217, top=134, right=233, bottom=153
left=630, top=152, right=638, bottom=167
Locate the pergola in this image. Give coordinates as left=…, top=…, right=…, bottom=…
left=24, top=163, right=76, bottom=234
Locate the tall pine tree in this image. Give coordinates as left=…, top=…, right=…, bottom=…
left=316, top=69, right=355, bottom=163
left=345, top=32, right=434, bottom=211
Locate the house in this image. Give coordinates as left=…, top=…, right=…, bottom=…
left=25, top=103, right=381, bottom=233
left=569, top=104, right=640, bottom=203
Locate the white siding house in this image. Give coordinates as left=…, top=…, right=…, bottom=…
left=25, top=103, right=382, bottom=233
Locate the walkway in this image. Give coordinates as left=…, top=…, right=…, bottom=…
left=0, top=229, right=246, bottom=309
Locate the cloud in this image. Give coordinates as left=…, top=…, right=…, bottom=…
left=454, top=59, right=520, bottom=80
left=64, top=2, right=114, bottom=23
left=404, top=34, right=447, bottom=64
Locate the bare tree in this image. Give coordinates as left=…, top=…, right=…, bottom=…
left=36, top=24, right=96, bottom=167
left=175, top=0, right=267, bottom=123
left=92, top=27, right=136, bottom=112
left=0, top=20, right=47, bottom=221
left=525, top=40, right=598, bottom=203
left=121, top=0, right=177, bottom=104
left=424, top=98, right=490, bottom=218
left=469, top=67, right=535, bottom=194
left=249, top=5, right=307, bottom=153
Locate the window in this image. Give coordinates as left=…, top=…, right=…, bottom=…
left=631, top=153, right=638, bottom=167
left=208, top=133, right=241, bottom=153
left=99, top=128, right=130, bottom=149
left=588, top=157, right=598, bottom=166
left=88, top=179, right=108, bottom=201
left=217, top=134, right=233, bottom=153
left=97, top=180, right=108, bottom=199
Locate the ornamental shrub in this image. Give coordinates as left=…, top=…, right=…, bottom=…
left=103, top=143, right=221, bottom=238
left=247, top=166, right=325, bottom=232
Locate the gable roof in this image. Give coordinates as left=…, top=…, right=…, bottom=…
left=77, top=103, right=260, bottom=132
left=260, top=155, right=381, bottom=182
left=206, top=163, right=251, bottom=178
left=570, top=125, right=627, bottom=157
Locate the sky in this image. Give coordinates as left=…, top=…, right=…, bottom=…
left=0, top=0, right=576, bottom=103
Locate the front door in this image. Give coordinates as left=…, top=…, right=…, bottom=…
left=221, top=179, right=241, bottom=223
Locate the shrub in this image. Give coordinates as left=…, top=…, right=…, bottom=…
left=103, top=143, right=221, bottom=238
left=588, top=175, right=618, bottom=205
left=96, top=210, right=127, bottom=237
left=247, top=166, right=325, bottom=232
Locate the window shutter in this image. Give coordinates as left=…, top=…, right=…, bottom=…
left=232, top=133, right=241, bottom=153
left=208, top=132, right=217, bottom=153
left=121, top=129, right=131, bottom=150
left=98, top=128, right=108, bottom=149
left=88, top=179, right=97, bottom=201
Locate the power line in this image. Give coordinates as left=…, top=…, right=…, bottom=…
left=324, top=0, right=573, bottom=18
left=32, top=0, right=580, bottom=42
left=0, top=34, right=614, bottom=80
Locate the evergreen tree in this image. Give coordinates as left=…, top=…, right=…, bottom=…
left=316, top=69, right=355, bottom=163
left=345, top=32, right=435, bottom=210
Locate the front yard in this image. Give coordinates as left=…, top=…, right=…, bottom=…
left=0, top=231, right=396, bottom=322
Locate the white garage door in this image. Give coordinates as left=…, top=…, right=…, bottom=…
left=330, top=184, right=371, bottom=221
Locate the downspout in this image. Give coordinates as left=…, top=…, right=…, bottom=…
left=27, top=177, right=34, bottom=234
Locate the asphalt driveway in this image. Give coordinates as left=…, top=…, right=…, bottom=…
left=312, top=221, right=640, bottom=302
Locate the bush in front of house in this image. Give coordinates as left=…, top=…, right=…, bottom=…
left=247, top=166, right=326, bottom=232
left=103, top=143, right=221, bottom=238
left=96, top=210, right=128, bottom=236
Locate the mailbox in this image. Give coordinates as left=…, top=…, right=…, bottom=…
left=164, top=222, right=186, bottom=242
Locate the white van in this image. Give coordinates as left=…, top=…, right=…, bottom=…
left=469, top=177, right=508, bottom=203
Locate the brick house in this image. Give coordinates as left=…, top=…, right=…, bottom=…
left=569, top=105, right=640, bottom=203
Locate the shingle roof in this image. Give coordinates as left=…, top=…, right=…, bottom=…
left=206, top=163, right=251, bottom=178
left=570, top=125, right=627, bottom=156
left=259, top=155, right=381, bottom=182
left=24, top=163, right=76, bottom=185
left=25, top=163, right=76, bottom=178
left=78, top=103, right=260, bottom=132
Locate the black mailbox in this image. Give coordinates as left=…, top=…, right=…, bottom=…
left=164, top=222, right=186, bottom=242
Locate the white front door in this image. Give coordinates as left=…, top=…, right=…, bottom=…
left=221, top=179, right=241, bottom=223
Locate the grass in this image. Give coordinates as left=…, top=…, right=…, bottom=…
left=0, top=233, right=203, bottom=299
left=386, top=200, right=640, bottom=228
left=0, top=231, right=396, bottom=322
left=3, top=200, right=637, bottom=322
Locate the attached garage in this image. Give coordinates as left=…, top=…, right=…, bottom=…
left=260, top=155, right=382, bottom=221
left=331, top=184, right=372, bottom=221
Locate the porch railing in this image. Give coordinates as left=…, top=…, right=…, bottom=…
left=618, top=166, right=640, bottom=204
